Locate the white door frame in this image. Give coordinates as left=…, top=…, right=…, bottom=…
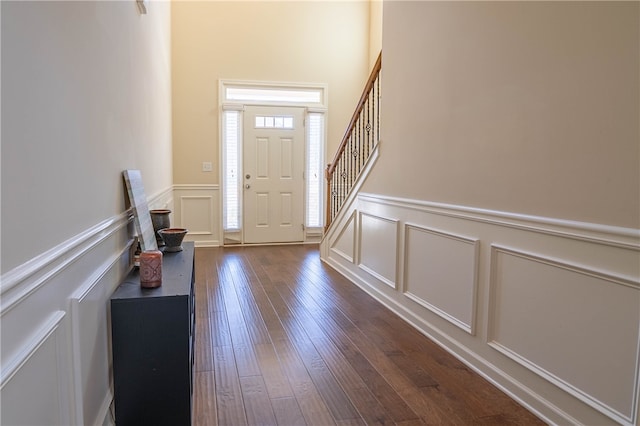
left=219, top=80, right=328, bottom=245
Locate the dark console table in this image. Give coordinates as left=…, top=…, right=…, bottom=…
left=111, top=241, right=195, bottom=426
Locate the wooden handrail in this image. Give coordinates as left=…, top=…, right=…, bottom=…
left=327, top=52, right=382, bottom=176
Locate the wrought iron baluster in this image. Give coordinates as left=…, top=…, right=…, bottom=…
left=325, top=52, right=381, bottom=230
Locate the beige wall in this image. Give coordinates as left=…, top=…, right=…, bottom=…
left=366, top=1, right=639, bottom=229
left=368, top=0, right=383, bottom=69
left=1, top=1, right=173, bottom=273
left=171, top=0, right=370, bottom=184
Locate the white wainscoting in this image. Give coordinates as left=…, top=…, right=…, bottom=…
left=488, top=245, right=639, bottom=425
left=173, top=184, right=220, bottom=247
left=320, top=192, right=640, bottom=426
left=358, top=211, right=398, bottom=288
left=330, top=210, right=357, bottom=263
left=1, top=311, right=71, bottom=426
left=0, top=186, right=173, bottom=426
left=403, top=225, right=479, bottom=335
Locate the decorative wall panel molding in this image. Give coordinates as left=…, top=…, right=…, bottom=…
left=173, top=184, right=220, bottom=247
left=488, top=245, right=640, bottom=425
left=1, top=311, right=72, bottom=426
left=320, top=192, right=640, bottom=426
left=403, top=224, right=479, bottom=334
left=70, top=259, right=121, bottom=426
left=180, top=196, right=215, bottom=234
left=358, top=212, right=398, bottom=288
left=330, top=210, right=357, bottom=263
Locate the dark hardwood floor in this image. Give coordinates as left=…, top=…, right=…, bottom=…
left=193, top=244, right=544, bottom=426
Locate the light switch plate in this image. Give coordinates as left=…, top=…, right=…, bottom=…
left=202, top=162, right=213, bottom=172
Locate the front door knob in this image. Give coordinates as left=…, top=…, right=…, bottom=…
left=245, top=184, right=251, bottom=189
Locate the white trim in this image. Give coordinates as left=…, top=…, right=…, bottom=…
left=329, top=210, right=357, bottom=264
left=307, top=107, right=328, bottom=114
left=357, top=211, right=398, bottom=289
left=0, top=310, right=66, bottom=388
left=179, top=195, right=216, bottom=235
left=1, top=184, right=174, bottom=311
left=0, top=213, right=132, bottom=315
left=69, top=250, right=126, bottom=426
left=358, top=193, right=640, bottom=250
left=487, top=244, right=640, bottom=425
left=173, top=184, right=220, bottom=191
left=0, top=213, right=129, bottom=297
left=402, top=223, right=480, bottom=335
left=222, top=103, right=245, bottom=112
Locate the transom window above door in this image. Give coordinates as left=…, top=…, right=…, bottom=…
left=221, top=81, right=326, bottom=107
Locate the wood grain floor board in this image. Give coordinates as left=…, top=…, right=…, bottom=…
left=254, top=342, right=296, bottom=400
left=272, top=397, right=307, bottom=426
left=213, top=345, right=248, bottom=426
left=240, top=375, right=279, bottom=425
left=216, top=260, right=262, bottom=378
left=265, top=282, right=363, bottom=422
left=194, top=371, right=217, bottom=426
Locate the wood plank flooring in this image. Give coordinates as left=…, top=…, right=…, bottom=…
left=193, top=244, right=544, bottom=426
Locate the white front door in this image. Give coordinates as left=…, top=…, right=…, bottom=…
left=243, top=106, right=305, bottom=243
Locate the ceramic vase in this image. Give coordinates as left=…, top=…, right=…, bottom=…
left=150, top=209, right=171, bottom=246
left=158, top=228, right=188, bottom=253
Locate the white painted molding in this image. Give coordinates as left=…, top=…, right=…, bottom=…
left=179, top=195, right=215, bottom=234
left=173, top=184, right=220, bottom=247
left=173, top=184, right=220, bottom=191
left=488, top=245, right=640, bottom=425
left=357, top=211, right=398, bottom=289
left=0, top=183, right=175, bottom=313
left=69, top=248, right=127, bottom=426
left=358, top=193, right=640, bottom=250
left=0, top=213, right=132, bottom=315
left=329, top=210, right=357, bottom=263
left=402, top=223, right=480, bottom=335
left=0, top=310, right=66, bottom=388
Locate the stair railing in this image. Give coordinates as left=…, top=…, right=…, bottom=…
left=325, top=52, right=382, bottom=230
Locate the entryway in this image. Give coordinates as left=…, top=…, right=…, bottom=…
left=220, top=81, right=327, bottom=245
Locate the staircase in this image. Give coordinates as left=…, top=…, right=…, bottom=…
left=325, top=52, right=382, bottom=231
